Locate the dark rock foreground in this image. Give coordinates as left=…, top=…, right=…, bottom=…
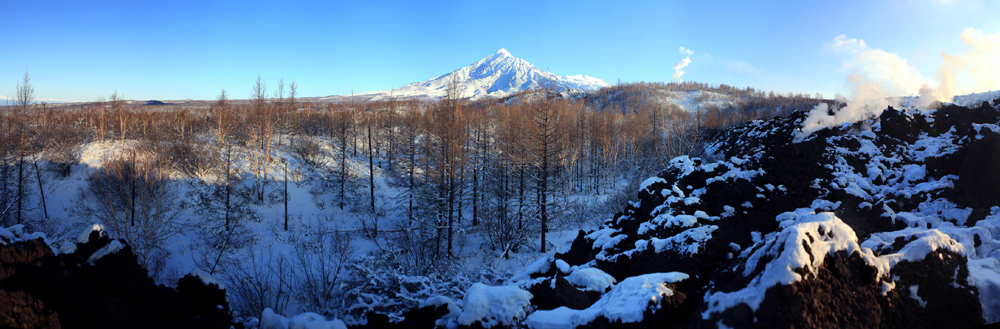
left=0, top=228, right=231, bottom=329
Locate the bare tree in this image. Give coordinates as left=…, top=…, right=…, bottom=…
left=81, top=151, right=182, bottom=276
left=291, top=221, right=355, bottom=313
left=424, top=74, right=470, bottom=257
left=288, top=80, right=297, bottom=111
left=366, top=115, right=378, bottom=238
left=12, top=70, right=34, bottom=224
left=110, top=91, right=127, bottom=150
left=530, top=79, right=564, bottom=253
left=393, top=107, right=422, bottom=225
left=218, top=248, right=291, bottom=317
left=214, top=89, right=234, bottom=230
left=248, top=76, right=272, bottom=202
left=330, top=106, right=353, bottom=209
left=94, top=96, right=108, bottom=144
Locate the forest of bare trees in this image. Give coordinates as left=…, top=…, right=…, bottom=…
left=1, top=74, right=821, bottom=316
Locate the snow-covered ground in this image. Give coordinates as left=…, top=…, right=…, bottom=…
left=14, top=133, right=624, bottom=327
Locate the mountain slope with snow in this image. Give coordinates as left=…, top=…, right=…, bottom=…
left=353, top=48, right=611, bottom=101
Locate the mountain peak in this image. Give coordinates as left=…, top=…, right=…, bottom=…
left=480, top=48, right=516, bottom=66
left=360, top=48, right=610, bottom=100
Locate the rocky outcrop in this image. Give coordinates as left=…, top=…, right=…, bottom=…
left=541, top=103, right=1000, bottom=328
left=387, top=101, right=1000, bottom=328
left=0, top=227, right=232, bottom=329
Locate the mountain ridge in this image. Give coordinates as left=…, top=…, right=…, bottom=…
left=348, top=48, right=610, bottom=101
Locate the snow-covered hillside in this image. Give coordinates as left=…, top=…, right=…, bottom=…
left=349, top=48, right=610, bottom=101
left=593, top=88, right=743, bottom=113
left=953, top=90, right=1000, bottom=107
left=333, top=97, right=1000, bottom=328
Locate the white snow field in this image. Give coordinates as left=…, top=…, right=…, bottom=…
left=11, top=129, right=615, bottom=327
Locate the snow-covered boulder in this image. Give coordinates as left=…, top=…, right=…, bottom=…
left=457, top=283, right=533, bottom=328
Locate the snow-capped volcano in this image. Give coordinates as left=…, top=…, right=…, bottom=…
left=359, top=48, right=611, bottom=101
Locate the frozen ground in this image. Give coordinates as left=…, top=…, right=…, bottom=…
left=16, top=134, right=624, bottom=326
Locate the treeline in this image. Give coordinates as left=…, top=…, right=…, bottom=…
left=586, top=81, right=822, bottom=127
left=1, top=75, right=822, bottom=277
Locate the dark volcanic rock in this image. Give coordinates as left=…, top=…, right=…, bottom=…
left=177, top=273, right=233, bottom=328
left=959, top=130, right=1000, bottom=206
left=393, top=304, right=451, bottom=329
left=559, top=230, right=599, bottom=266
left=880, top=250, right=983, bottom=329
left=750, top=251, right=879, bottom=328
left=527, top=100, right=1000, bottom=328
left=527, top=276, right=597, bottom=310
left=377, top=100, right=1000, bottom=328
left=0, top=284, right=60, bottom=329
left=0, top=230, right=232, bottom=329
left=878, top=107, right=921, bottom=143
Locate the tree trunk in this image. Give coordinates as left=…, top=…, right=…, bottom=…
left=130, top=153, right=136, bottom=227
left=472, top=130, right=481, bottom=226
left=408, top=138, right=415, bottom=224
left=16, top=158, right=23, bottom=225
left=33, top=159, right=47, bottom=219
left=447, top=172, right=454, bottom=258
left=367, top=124, right=377, bottom=238
left=339, top=128, right=347, bottom=210
left=540, top=142, right=548, bottom=253
left=225, top=146, right=231, bottom=231
left=284, top=161, right=288, bottom=231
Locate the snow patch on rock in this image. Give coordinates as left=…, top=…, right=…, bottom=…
left=259, top=308, right=347, bottom=329
left=86, top=240, right=123, bottom=265
left=526, top=272, right=688, bottom=328
left=565, top=267, right=616, bottom=292
left=457, top=283, right=533, bottom=327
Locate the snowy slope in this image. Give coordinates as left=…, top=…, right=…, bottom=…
left=584, top=83, right=763, bottom=115
left=373, top=97, right=1000, bottom=328
left=353, top=48, right=610, bottom=101
left=953, top=89, right=1000, bottom=107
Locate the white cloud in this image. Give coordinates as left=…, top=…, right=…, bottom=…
left=680, top=46, right=694, bottom=56
left=829, top=34, right=867, bottom=53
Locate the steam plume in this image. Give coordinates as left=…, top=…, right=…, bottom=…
left=796, top=29, right=1000, bottom=141
left=673, top=47, right=693, bottom=81
left=920, top=28, right=1000, bottom=105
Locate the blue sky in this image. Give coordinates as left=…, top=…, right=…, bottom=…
left=2, top=0, right=998, bottom=102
